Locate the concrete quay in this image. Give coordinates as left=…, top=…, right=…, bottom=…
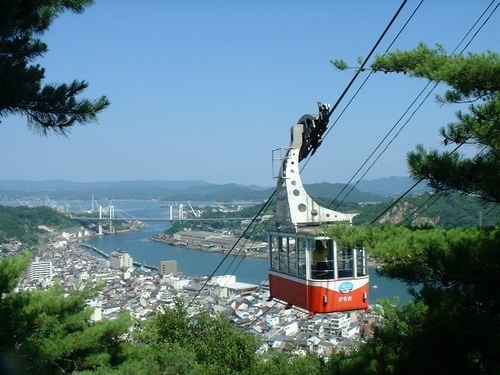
left=151, top=231, right=269, bottom=259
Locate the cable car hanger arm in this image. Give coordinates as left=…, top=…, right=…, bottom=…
left=298, top=102, right=331, bottom=162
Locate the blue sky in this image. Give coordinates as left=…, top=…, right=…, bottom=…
left=0, top=1, right=498, bottom=186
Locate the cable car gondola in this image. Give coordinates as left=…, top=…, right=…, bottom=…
left=268, top=103, right=369, bottom=315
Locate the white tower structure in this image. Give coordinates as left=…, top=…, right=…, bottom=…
left=109, top=204, right=115, bottom=233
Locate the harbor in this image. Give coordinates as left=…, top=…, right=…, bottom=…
left=79, top=243, right=158, bottom=271
left=81, top=200, right=412, bottom=304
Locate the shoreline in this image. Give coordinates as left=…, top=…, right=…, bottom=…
left=150, top=233, right=268, bottom=259
left=149, top=233, right=380, bottom=267
left=84, top=228, right=380, bottom=268
left=79, top=243, right=159, bottom=270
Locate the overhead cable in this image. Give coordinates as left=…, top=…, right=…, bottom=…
left=187, top=0, right=410, bottom=306
left=330, top=0, right=497, bottom=210
left=186, top=190, right=276, bottom=308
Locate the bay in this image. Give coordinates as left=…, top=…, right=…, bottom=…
left=82, top=200, right=413, bottom=305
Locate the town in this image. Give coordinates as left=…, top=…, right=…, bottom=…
left=3, top=227, right=383, bottom=358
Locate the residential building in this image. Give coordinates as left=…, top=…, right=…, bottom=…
left=160, top=260, right=177, bottom=275
left=110, top=249, right=133, bottom=270
left=27, top=257, right=53, bottom=282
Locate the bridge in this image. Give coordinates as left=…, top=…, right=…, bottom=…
left=69, top=201, right=256, bottom=236
left=71, top=216, right=251, bottom=222
left=69, top=201, right=253, bottom=222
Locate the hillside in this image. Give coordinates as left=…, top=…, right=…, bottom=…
left=352, top=193, right=499, bottom=227
left=0, top=179, right=391, bottom=203
left=355, top=176, right=430, bottom=196
left=1, top=178, right=495, bottom=228
left=0, top=205, right=76, bottom=245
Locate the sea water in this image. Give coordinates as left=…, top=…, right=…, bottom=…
left=81, top=200, right=413, bottom=305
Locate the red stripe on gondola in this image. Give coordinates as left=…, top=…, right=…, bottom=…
left=269, top=272, right=369, bottom=314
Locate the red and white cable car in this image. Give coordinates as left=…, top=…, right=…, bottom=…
left=268, top=103, right=369, bottom=314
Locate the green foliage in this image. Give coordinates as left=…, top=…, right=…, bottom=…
left=328, top=223, right=374, bottom=249
left=0, top=205, right=76, bottom=244
left=371, top=44, right=500, bottom=204
left=0, top=250, right=30, bottom=293
left=131, top=299, right=259, bottom=375
left=335, top=287, right=499, bottom=375
left=354, top=192, right=500, bottom=227
left=0, top=0, right=110, bottom=134
left=253, top=352, right=326, bottom=375
left=328, top=299, right=429, bottom=375
left=151, top=298, right=192, bottom=346
left=0, top=253, right=133, bottom=374
left=331, top=58, right=349, bottom=70
left=326, top=224, right=500, bottom=374
left=371, top=44, right=499, bottom=101
left=164, top=220, right=188, bottom=235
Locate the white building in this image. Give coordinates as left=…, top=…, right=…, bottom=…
left=78, top=271, right=90, bottom=282
left=331, top=313, right=350, bottom=330
left=110, top=249, right=133, bottom=270
left=87, top=299, right=102, bottom=322
left=283, top=321, right=299, bottom=336
left=162, top=276, right=190, bottom=290
left=210, top=275, right=258, bottom=297
left=266, top=316, right=280, bottom=327
left=341, top=325, right=358, bottom=338
left=27, top=257, right=53, bottom=282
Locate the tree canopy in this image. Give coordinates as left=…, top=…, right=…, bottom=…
left=0, top=0, right=109, bottom=135
left=0, top=254, right=132, bottom=374
left=0, top=205, right=76, bottom=245
left=327, top=44, right=500, bottom=374
left=371, top=44, right=500, bottom=204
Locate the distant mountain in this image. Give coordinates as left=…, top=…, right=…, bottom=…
left=0, top=180, right=274, bottom=202
left=0, top=178, right=410, bottom=203
left=355, top=176, right=430, bottom=196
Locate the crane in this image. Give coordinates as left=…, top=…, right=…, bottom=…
left=188, top=201, right=202, bottom=218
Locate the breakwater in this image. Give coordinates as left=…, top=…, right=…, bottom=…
left=79, top=243, right=158, bottom=271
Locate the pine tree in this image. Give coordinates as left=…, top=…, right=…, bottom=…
left=329, top=45, right=500, bottom=374
left=0, top=0, right=110, bottom=135
left=0, top=253, right=133, bottom=374
left=371, top=44, right=500, bottom=204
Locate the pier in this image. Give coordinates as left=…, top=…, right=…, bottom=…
left=79, top=243, right=158, bottom=271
